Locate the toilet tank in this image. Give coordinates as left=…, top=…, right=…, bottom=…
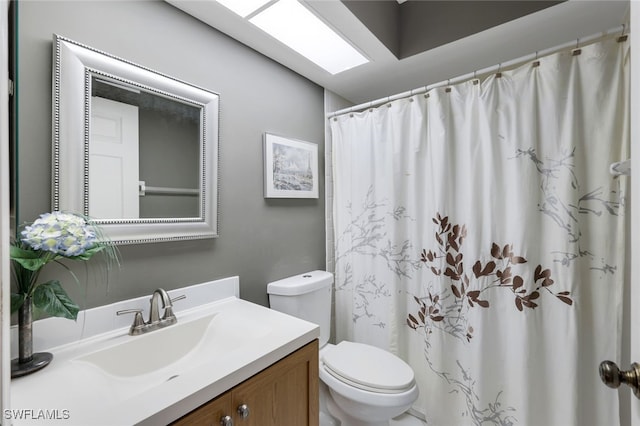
left=267, top=270, right=332, bottom=348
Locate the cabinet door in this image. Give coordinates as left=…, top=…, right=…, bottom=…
left=172, top=392, right=232, bottom=426
left=232, top=340, right=319, bottom=426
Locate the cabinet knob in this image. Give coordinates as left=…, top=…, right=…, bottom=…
left=237, top=404, right=250, bottom=419
left=220, top=415, right=233, bottom=426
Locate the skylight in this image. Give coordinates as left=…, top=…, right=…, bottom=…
left=217, top=0, right=369, bottom=75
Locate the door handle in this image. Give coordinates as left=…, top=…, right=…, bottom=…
left=599, top=360, right=640, bottom=398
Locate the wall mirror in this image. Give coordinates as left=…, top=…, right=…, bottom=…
left=52, top=35, right=219, bottom=244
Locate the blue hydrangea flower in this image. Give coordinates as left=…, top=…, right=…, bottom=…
left=21, top=212, right=97, bottom=257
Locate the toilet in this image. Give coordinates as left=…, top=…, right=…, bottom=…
left=267, top=271, right=419, bottom=426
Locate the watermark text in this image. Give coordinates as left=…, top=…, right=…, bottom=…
left=4, top=409, right=70, bottom=421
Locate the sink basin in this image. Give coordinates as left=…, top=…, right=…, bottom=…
left=77, top=314, right=215, bottom=376
left=75, top=310, right=270, bottom=378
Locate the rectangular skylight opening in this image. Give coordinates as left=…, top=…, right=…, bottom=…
left=216, top=0, right=272, bottom=18
left=249, top=0, right=369, bottom=75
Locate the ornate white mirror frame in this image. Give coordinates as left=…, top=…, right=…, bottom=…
left=52, top=34, right=219, bottom=244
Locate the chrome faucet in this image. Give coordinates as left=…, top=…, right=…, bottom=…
left=116, top=288, right=185, bottom=335
left=149, top=288, right=173, bottom=325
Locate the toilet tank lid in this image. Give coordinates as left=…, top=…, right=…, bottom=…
left=267, top=270, right=333, bottom=296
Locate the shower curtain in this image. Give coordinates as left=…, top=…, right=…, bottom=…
left=330, top=35, right=629, bottom=426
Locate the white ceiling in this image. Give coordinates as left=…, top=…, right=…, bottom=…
left=167, top=0, right=629, bottom=106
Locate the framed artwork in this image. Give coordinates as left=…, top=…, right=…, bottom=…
left=263, top=133, right=319, bottom=199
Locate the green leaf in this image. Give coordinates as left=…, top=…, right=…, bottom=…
left=10, top=245, right=39, bottom=259
left=10, top=293, right=26, bottom=314
left=32, top=280, right=79, bottom=320
left=10, top=246, right=50, bottom=271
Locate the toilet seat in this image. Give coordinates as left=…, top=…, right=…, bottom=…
left=322, top=341, right=415, bottom=394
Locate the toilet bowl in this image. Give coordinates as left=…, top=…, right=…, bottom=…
left=320, top=342, right=419, bottom=426
left=267, top=271, right=419, bottom=426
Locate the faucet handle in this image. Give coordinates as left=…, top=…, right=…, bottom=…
left=162, top=294, right=186, bottom=324
left=169, top=294, right=186, bottom=305
left=116, top=309, right=146, bottom=335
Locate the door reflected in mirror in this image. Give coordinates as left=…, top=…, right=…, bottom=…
left=90, top=77, right=200, bottom=219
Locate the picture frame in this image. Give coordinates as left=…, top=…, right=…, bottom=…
left=263, top=133, right=319, bottom=199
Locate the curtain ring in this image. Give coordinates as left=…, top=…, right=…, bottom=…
left=572, top=38, right=582, bottom=56
left=445, top=79, right=452, bottom=93
left=472, top=71, right=479, bottom=85
left=496, top=63, right=502, bottom=79
left=618, top=24, right=628, bottom=43
left=533, top=51, right=540, bottom=68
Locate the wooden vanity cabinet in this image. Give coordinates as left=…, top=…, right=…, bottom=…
left=173, top=339, right=319, bottom=426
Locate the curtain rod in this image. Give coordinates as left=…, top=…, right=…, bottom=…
left=327, top=25, right=627, bottom=119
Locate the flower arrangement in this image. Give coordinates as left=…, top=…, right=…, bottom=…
left=10, top=211, right=117, bottom=320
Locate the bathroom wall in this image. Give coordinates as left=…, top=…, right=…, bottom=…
left=15, top=1, right=325, bottom=309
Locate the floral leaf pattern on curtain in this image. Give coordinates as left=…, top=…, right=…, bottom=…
left=514, top=147, right=623, bottom=273
left=335, top=186, right=419, bottom=327
left=336, top=186, right=419, bottom=279
left=408, top=214, right=573, bottom=338
left=406, top=214, right=574, bottom=424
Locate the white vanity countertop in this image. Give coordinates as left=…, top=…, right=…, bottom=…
left=9, top=277, right=319, bottom=425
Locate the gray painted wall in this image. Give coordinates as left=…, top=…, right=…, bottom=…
left=15, top=1, right=325, bottom=310
left=138, top=105, right=200, bottom=218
